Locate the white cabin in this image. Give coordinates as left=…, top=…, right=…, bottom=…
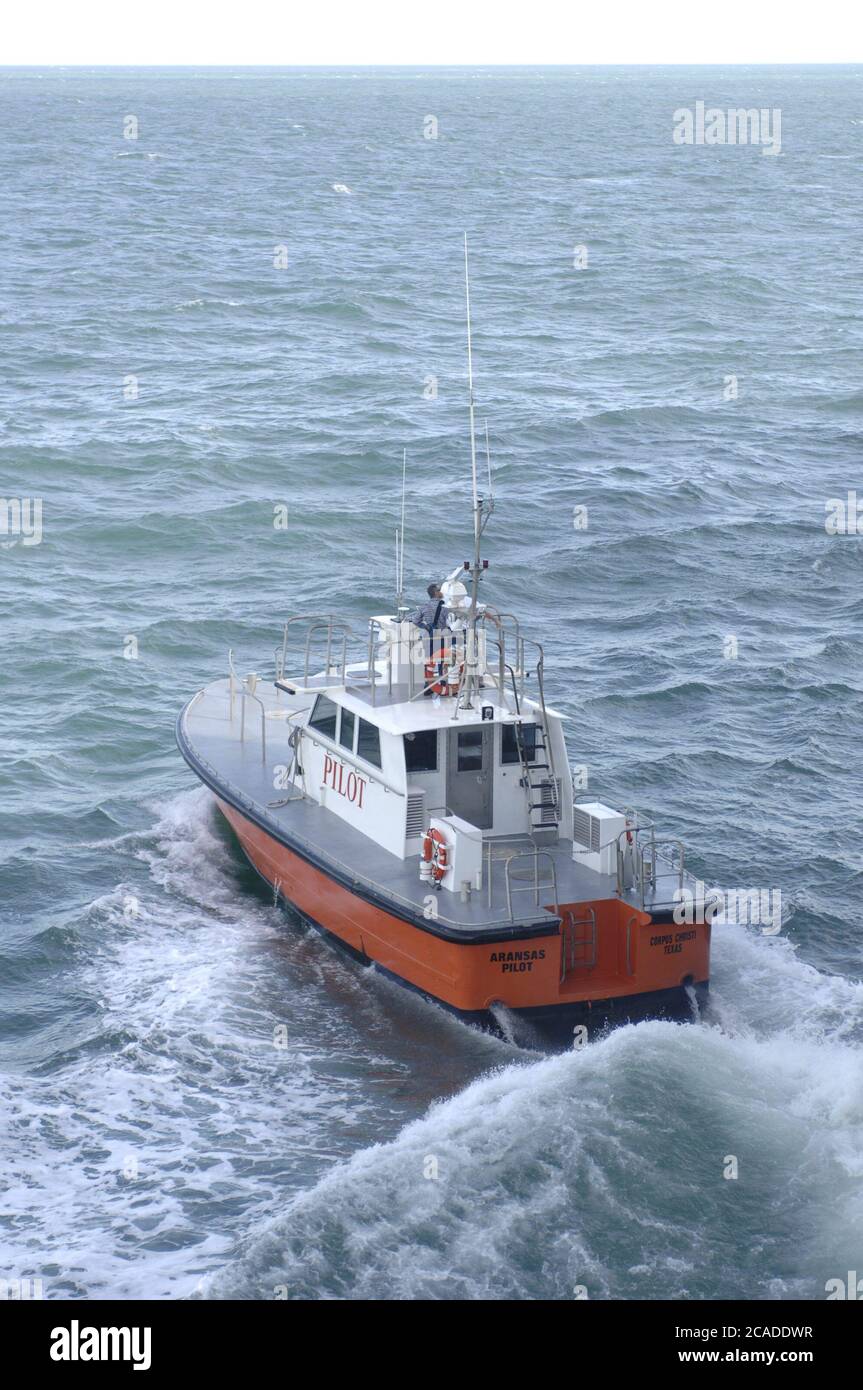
left=270, top=611, right=574, bottom=881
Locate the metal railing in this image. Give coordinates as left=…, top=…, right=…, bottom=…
left=504, top=848, right=559, bottom=922
left=228, top=650, right=267, bottom=765
left=480, top=609, right=523, bottom=702
left=273, top=610, right=560, bottom=725
left=278, top=614, right=421, bottom=705
left=489, top=646, right=560, bottom=839
left=615, top=821, right=686, bottom=909
left=267, top=707, right=312, bottom=806
left=483, top=834, right=526, bottom=908
left=276, top=614, right=357, bottom=688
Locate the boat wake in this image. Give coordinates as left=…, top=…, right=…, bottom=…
left=202, top=914, right=863, bottom=1301
left=4, top=789, right=861, bottom=1301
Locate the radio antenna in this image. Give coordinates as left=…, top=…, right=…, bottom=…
left=459, top=236, right=488, bottom=712
left=481, top=418, right=495, bottom=535
left=464, top=233, right=480, bottom=541
left=396, top=447, right=407, bottom=611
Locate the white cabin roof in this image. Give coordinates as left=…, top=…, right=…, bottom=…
left=276, top=677, right=565, bottom=737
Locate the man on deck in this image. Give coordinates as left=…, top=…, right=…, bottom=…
left=407, top=582, right=450, bottom=637
left=408, top=583, right=452, bottom=693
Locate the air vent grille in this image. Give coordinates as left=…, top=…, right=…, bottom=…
left=406, top=791, right=425, bottom=839
left=572, top=805, right=601, bottom=850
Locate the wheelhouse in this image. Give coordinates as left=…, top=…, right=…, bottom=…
left=273, top=611, right=572, bottom=864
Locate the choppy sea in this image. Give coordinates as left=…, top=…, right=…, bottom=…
left=1, top=65, right=862, bottom=1301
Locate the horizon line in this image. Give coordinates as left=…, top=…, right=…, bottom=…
left=2, top=60, right=863, bottom=69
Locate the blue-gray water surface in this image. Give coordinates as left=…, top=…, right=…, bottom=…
left=1, top=65, right=862, bottom=1301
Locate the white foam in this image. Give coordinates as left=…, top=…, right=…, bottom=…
left=206, top=1002, right=863, bottom=1300
left=7, top=789, right=863, bottom=1300
left=0, top=789, right=397, bottom=1299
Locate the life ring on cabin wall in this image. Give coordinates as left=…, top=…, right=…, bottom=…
left=422, top=827, right=449, bottom=884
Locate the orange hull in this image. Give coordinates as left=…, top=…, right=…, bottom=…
left=218, top=799, right=710, bottom=1033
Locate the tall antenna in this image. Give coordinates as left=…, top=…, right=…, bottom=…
left=481, top=418, right=495, bottom=535
left=395, top=447, right=407, bottom=611
left=464, top=233, right=479, bottom=541
left=459, top=235, right=487, bottom=712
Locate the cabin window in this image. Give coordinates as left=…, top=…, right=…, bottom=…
left=339, top=708, right=356, bottom=752
left=308, top=695, right=339, bottom=741
left=501, top=722, right=537, bottom=765
left=457, top=728, right=484, bottom=771
left=357, top=717, right=382, bottom=768
left=404, top=729, right=437, bottom=773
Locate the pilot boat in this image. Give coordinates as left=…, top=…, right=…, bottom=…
left=176, top=248, right=711, bottom=1043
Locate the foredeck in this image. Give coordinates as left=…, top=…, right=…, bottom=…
left=179, top=678, right=688, bottom=935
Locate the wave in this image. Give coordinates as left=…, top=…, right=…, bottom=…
left=206, top=922, right=863, bottom=1300
left=0, top=789, right=519, bottom=1298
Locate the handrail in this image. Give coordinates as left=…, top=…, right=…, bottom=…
left=500, top=658, right=561, bottom=837
left=228, top=650, right=267, bottom=764
left=303, top=620, right=351, bottom=688
left=483, top=834, right=530, bottom=908
left=481, top=610, right=522, bottom=697
left=506, top=663, right=535, bottom=835
left=268, top=706, right=313, bottom=805
left=228, top=648, right=240, bottom=718
left=504, top=848, right=559, bottom=922
left=614, top=822, right=685, bottom=908
left=639, top=838, right=686, bottom=908
left=368, top=619, right=383, bottom=704
left=277, top=614, right=354, bottom=684
left=279, top=614, right=335, bottom=680
left=366, top=619, right=408, bottom=704
left=614, top=822, right=655, bottom=895
left=625, top=914, right=640, bottom=975
left=481, top=634, right=514, bottom=712
left=520, top=637, right=559, bottom=822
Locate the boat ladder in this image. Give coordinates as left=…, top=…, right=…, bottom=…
left=504, top=659, right=561, bottom=836
left=560, top=907, right=598, bottom=980
left=523, top=721, right=561, bottom=833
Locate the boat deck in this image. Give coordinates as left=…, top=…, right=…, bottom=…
left=179, top=678, right=687, bottom=934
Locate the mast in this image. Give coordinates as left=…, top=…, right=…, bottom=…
left=396, top=446, right=407, bottom=611
left=459, top=235, right=488, bottom=711
left=464, top=233, right=480, bottom=550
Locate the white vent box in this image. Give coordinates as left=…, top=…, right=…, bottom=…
left=571, top=802, right=626, bottom=876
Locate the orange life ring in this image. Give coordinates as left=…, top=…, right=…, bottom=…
left=424, top=660, right=463, bottom=697
left=422, top=827, right=449, bottom=882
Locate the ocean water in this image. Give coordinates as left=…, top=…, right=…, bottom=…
left=1, top=65, right=862, bottom=1302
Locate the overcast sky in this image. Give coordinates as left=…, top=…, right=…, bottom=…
left=4, top=1, right=862, bottom=65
